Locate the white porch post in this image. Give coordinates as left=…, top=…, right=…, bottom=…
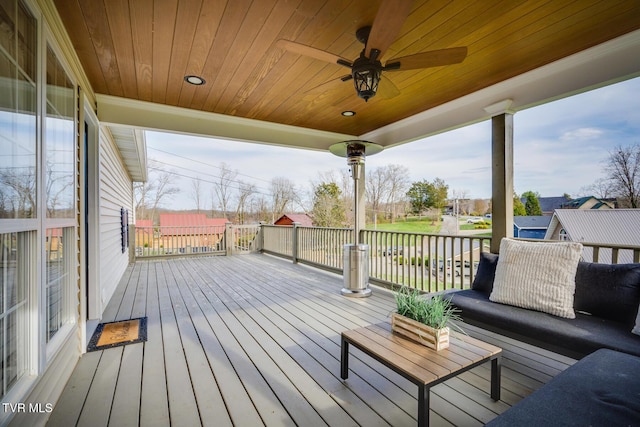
left=487, top=101, right=515, bottom=253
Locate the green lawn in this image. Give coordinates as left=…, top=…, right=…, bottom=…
left=366, top=218, right=441, bottom=234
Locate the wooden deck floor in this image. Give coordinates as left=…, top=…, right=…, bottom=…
left=48, top=254, right=575, bottom=427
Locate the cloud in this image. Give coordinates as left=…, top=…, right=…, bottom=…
left=559, top=127, right=604, bottom=141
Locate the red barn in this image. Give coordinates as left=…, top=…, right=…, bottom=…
left=274, top=214, right=313, bottom=227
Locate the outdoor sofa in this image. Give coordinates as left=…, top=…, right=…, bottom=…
left=485, top=347, right=640, bottom=426
left=447, top=238, right=640, bottom=425
left=448, top=239, right=640, bottom=359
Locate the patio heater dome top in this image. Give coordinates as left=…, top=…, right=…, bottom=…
left=329, top=140, right=383, bottom=162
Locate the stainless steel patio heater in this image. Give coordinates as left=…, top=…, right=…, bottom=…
left=330, top=140, right=383, bottom=297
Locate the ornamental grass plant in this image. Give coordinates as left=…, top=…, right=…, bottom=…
left=394, top=286, right=463, bottom=330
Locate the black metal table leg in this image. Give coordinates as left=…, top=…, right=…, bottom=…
left=418, top=385, right=430, bottom=427
left=491, top=355, right=502, bottom=401
left=341, top=336, right=349, bottom=380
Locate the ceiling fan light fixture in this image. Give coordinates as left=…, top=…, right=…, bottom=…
left=352, top=57, right=381, bottom=102
left=184, top=75, right=206, bottom=85
left=341, top=110, right=356, bottom=117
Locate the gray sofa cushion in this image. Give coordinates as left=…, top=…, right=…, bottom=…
left=574, top=261, right=640, bottom=326
left=486, top=348, right=640, bottom=426
left=449, top=289, right=640, bottom=358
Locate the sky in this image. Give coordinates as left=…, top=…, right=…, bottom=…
left=146, top=76, right=640, bottom=210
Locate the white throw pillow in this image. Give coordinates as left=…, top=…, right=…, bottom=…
left=490, top=238, right=583, bottom=319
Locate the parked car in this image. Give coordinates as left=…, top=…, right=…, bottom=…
left=432, top=259, right=478, bottom=277
left=466, top=217, right=484, bottom=224
left=381, top=247, right=403, bottom=256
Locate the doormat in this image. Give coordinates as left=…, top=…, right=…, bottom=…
left=87, top=317, right=147, bottom=352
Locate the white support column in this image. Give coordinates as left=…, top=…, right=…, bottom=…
left=486, top=100, right=515, bottom=254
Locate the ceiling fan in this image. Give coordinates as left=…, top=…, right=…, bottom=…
left=277, top=0, right=467, bottom=102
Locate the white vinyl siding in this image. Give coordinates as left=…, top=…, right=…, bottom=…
left=98, top=128, right=133, bottom=311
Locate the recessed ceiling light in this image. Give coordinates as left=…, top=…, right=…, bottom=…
left=184, top=75, right=206, bottom=85
left=341, top=111, right=356, bottom=117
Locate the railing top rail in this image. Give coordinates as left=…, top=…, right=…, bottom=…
left=513, top=237, right=640, bottom=251
left=363, top=229, right=492, bottom=239
left=298, top=226, right=352, bottom=231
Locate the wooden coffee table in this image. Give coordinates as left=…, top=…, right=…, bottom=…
left=341, top=323, right=502, bottom=427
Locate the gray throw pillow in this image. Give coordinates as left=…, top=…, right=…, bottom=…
left=471, top=252, right=499, bottom=295
left=574, top=262, right=640, bottom=327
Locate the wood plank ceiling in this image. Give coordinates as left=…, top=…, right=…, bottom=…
left=54, top=0, right=640, bottom=136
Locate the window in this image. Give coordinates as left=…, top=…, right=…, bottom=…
left=44, top=45, right=76, bottom=343
left=0, top=0, right=38, bottom=219
left=45, top=44, right=75, bottom=219
left=0, top=232, right=30, bottom=398
left=0, top=0, right=36, bottom=401
left=45, top=227, right=72, bottom=342
left=0, top=0, right=79, bottom=404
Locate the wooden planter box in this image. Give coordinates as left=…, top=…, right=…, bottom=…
left=391, top=313, right=450, bottom=351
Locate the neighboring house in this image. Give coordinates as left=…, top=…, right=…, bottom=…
left=524, top=196, right=571, bottom=216
left=158, top=214, right=229, bottom=253
left=274, top=213, right=314, bottom=227
left=513, top=216, right=552, bottom=239
left=560, top=196, right=615, bottom=209
left=523, top=195, right=616, bottom=216
left=544, top=209, right=640, bottom=263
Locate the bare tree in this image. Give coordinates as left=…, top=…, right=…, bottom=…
left=212, top=162, right=238, bottom=219
left=384, top=164, right=410, bottom=223
left=252, top=196, right=271, bottom=223
left=270, top=177, right=297, bottom=222
left=473, top=199, right=489, bottom=215
left=45, top=160, right=75, bottom=217
left=579, top=177, right=615, bottom=199
left=603, top=144, right=640, bottom=208
left=134, top=160, right=180, bottom=223
left=0, top=167, right=36, bottom=218
left=366, top=166, right=391, bottom=226
left=235, top=181, right=256, bottom=224
left=190, top=176, right=204, bottom=213
left=335, top=168, right=354, bottom=225
left=450, top=189, right=470, bottom=216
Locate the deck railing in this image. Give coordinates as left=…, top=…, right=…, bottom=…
left=131, top=223, right=640, bottom=291
left=362, top=230, right=491, bottom=291
left=257, top=225, right=491, bottom=292
left=133, top=225, right=227, bottom=257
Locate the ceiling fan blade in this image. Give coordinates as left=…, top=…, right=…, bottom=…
left=386, top=47, right=468, bottom=70
left=377, top=75, right=401, bottom=100
left=305, top=74, right=352, bottom=94
left=304, top=78, right=353, bottom=106
left=365, top=0, right=413, bottom=59
left=277, top=40, right=352, bottom=68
